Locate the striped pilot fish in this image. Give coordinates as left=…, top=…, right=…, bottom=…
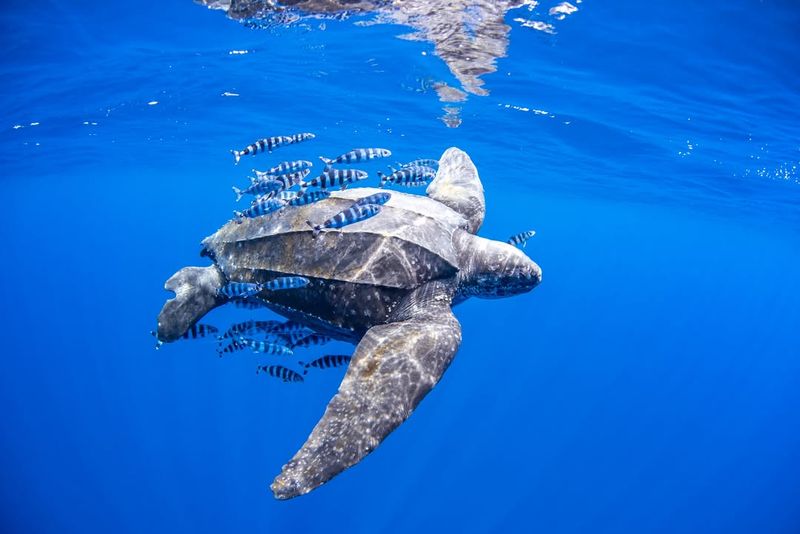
left=378, top=165, right=436, bottom=187
left=266, top=321, right=312, bottom=337
left=246, top=170, right=311, bottom=202
left=320, top=148, right=392, bottom=167
left=400, top=158, right=439, bottom=168
left=270, top=169, right=310, bottom=192
left=179, top=323, right=219, bottom=340
left=262, top=276, right=310, bottom=291
left=219, top=320, right=283, bottom=341
left=301, top=354, right=352, bottom=374
left=290, top=333, right=333, bottom=350
left=217, top=338, right=248, bottom=356
left=288, top=190, right=330, bottom=207
left=251, top=189, right=301, bottom=206
left=240, top=338, right=294, bottom=356
left=352, top=192, right=391, bottom=207
left=218, top=282, right=263, bottom=299
left=507, top=230, right=536, bottom=248
left=254, top=160, right=313, bottom=179
left=306, top=203, right=382, bottom=237
left=301, top=168, right=368, bottom=190
left=257, top=365, right=304, bottom=383
left=274, top=190, right=301, bottom=201
left=231, top=299, right=267, bottom=311
left=233, top=179, right=282, bottom=202
left=230, top=133, right=315, bottom=164
left=284, top=132, right=315, bottom=145
left=233, top=197, right=286, bottom=222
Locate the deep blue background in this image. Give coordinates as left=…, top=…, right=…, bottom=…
left=1, top=1, right=799, bottom=532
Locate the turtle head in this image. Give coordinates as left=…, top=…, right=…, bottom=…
left=456, top=232, right=542, bottom=299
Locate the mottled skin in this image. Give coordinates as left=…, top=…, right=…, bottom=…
left=156, top=147, right=541, bottom=499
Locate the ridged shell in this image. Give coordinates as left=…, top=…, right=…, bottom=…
left=202, top=188, right=469, bottom=289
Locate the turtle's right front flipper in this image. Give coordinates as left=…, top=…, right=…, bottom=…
left=156, top=265, right=225, bottom=343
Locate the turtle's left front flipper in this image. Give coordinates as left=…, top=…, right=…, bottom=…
left=156, top=265, right=225, bottom=342
left=271, top=281, right=462, bottom=500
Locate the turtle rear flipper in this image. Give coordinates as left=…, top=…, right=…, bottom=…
left=426, top=147, right=485, bottom=234
left=271, top=280, right=461, bottom=499
left=156, top=265, right=225, bottom=343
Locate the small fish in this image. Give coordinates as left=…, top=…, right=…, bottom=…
left=262, top=276, right=310, bottom=291
left=230, top=136, right=287, bottom=164
left=240, top=338, right=294, bottom=356
left=230, top=133, right=315, bottom=164
left=218, top=282, right=262, bottom=299
left=302, top=168, right=368, bottom=190
left=180, top=323, right=219, bottom=340
left=320, top=148, right=392, bottom=167
left=378, top=165, right=436, bottom=187
left=507, top=230, right=536, bottom=248
left=232, top=298, right=264, bottom=310
left=352, top=192, right=391, bottom=207
left=301, top=354, right=352, bottom=374
left=254, top=160, right=313, bottom=179
left=219, top=320, right=284, bottom=341
left=265, top=320, right=311, bottom=335
left=275, top=190, right=301, bottom=201
left=278, top=330, right=314, bottom=344
left=271, top=169, right=310, bottom=192
left=217, top=338, right=248, bottom=356
left=233, top=179, right=281, bottom=202
left=306, top=203, right=381, bottom=237
left=234, top=198, right=286, bottom=221
left=288, top=190, right=330, bottom=207
left=244, top=170, right=310, bottom=203
left=290, top=333, right=333, bottom=350
left=399, top=158, right=439, bottom=168
left=257, top=365, right=304, bottom=383
left=220, top=319, right=259, bottom=340
left=283, top=132, right=315, bottom=145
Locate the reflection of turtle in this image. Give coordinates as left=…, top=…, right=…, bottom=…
left=156, top=147, right=542, bottom=499
left=199, top=0, right=523, bottom=98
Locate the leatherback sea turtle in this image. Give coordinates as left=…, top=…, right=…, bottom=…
left=155, top=147, right=542, bottom=499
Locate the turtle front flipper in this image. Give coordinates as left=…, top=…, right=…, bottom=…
left=426, top=147, right=485, bottom=233
left=156, top=265, right=225, bottom=343
left=271, top=280, right=462, bottom=499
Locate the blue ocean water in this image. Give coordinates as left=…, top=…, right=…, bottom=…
left=2, top=0, right=800, bottom=532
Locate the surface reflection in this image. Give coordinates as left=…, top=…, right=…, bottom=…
left=197, top=0, right=578, bottom=125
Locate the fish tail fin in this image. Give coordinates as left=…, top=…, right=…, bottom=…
left=319, top=156, right=332, bottom=169
left=231, top=150, right=241, bottom=164
left=232, top=186, right=243, bottom=202
left=306, top=220, right=321, bottom=237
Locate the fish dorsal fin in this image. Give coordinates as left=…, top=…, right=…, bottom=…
left=271, top=280, right=461, bottom=499
left=426, top=147, right=485, bottom=234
